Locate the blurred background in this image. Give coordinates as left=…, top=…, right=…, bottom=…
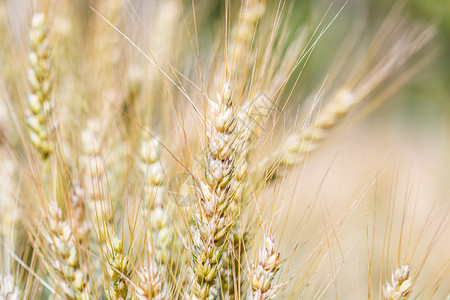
left=268, top=0, right=450, bottom=298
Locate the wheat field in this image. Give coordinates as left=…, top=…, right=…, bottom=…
left=0, top=0, right=449, bottom=299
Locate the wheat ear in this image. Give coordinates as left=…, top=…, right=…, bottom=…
left=135, top=239, right=167, bottom=300
left=46, top=201, right=89, bottom=299
left=248, top=235, right=282, bottom=300
left=250, top=89, right=356, bottom=185
left=135, top=135, right=169, bottom=298
left=254, top=17, right=436, bottom=182
left=81, top=119, right=112, bottom=243
left=190, top=84, right=236, bottom=299
left=383, top=265, right=413, bottom=300
left=26, top=13, right=54, bottom=159
left=105, top=235, right=131, bottom=300
left=220, top=93, right=272, bottom=298
left=281, top=89, right=356, bottom=166
left=228, top=0, right=265, bottom=87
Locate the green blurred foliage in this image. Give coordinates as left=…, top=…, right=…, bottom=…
left=405, top=0, right=450, bottom=124
left=409, top=0, right=450, bottom=39
left=363, top=0, right=450, bottom=126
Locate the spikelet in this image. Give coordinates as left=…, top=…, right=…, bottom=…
left=383, top=265, right=413, bottom=300
left=105, top=235, right=131, bottom=300
left=26, top=13, right=54, bottom=159
left=248, top=235, right=281, bottom=300
left=190, top=84, right=236, bottom=299
left=46, top=201, right=89, bottom=300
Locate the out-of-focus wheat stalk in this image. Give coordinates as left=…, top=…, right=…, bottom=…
left=81, top=120, right=113, bottom=245
left=26, top=13, right=54, bottom=160
left=135, top=135, right=170, bottom=299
